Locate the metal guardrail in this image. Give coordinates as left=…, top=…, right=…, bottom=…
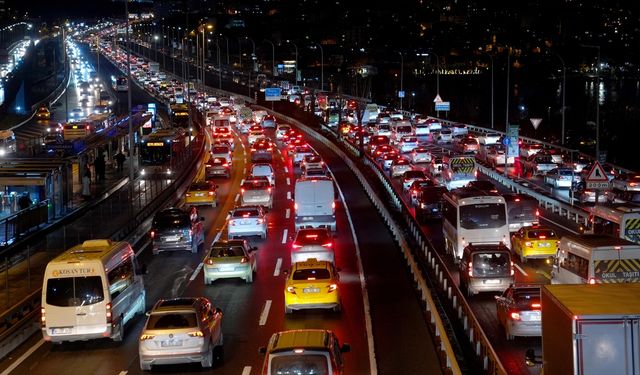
left=0, top=200, right=49, bottom=248
left=261, top=106, right=463, bottom=374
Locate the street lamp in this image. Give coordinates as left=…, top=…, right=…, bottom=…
left=398, top=51, right=404, bottom=110
left=199, top=23, right=213, bottom=90
left=505, top=47, right=512, bottom=133
left=263, top=39, right=276, bottom=76
left=426, top=51, right=440, bottom=95
left=286, top=40, right=298, bottom=85
left=581, top=44, right=601, bottom=161
left=312, top=43, right=324, bottom=92
left=244, top=37, right=256, bottom=72
left=153, top=34, right=159, bottom=62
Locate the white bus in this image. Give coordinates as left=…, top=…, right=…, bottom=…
left=442, top=188, right=510, bottom=262
left=586, top=204, right=640, bottom=244
left=441, top=154, right=477, bottom=190
left=41, top=239, right=146, bottom=343
left=112, top=75, right=128, bottom=92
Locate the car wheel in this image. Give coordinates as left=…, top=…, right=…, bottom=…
left=140, top=361, right=152, bottom=371
left=201, top=343, right=214, bottom=368
left=284, top=303, right=293, bottom=314
left=113, top=318, right=124, bottom=342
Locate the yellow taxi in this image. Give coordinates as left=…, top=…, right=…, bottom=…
left=510, top=225, right=559, bottom=263
left=185, top=180, right=218, bottom=207
left=284, top=259, right=341, bottom=313
left=35, top=106, right=51, bottom=120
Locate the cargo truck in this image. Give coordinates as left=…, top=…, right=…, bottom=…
left=527, top=283, right=640, bottom=375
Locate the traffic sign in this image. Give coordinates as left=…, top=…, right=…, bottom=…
left=435, top=101, right=450, bottom=111
left=433, top=94, right=443, bottom=103
left=506, top=125, right=520, bottom=158
left=264, top=87, right=282, bottom=101
left=398, top=90, right=405, bottom=98
left=502, top=137, right=511, bottom=146
left=530, top=118, right=542, bottom=130
left=585, top=161, right=610, bottom=190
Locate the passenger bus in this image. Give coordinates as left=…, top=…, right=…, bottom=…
left=441, top=154, right=477, bottom=190
left=586, top=204, right=640, bottom=244
left=169, top=103, right=190, bottom=128
left=139, top=128, right=188, bottom=177
left=442, top=188, right=510, bottom=262
left=62, top=122, right=94, bottom=141
left=112, top=75, right=128, bottom=92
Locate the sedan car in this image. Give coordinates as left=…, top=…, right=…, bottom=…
left=139, top=297, right=223, bottom=371
left=150, top=208, right=204, bottom=254
left=510, top=225, right=559, bottom=263
left=390, top=158, right=412, bottom=178
left=466, top=180, right=498, bottom=193
left=185, top=180, right=218, bottom=207
left=203, top=239, right=258, bottom=284
left=228, top=205, right=268, bottom=239
left=240, top=176, right=273, bottom=208
left=611, top=174, right=640, bottom=192
left=291, top=228, right=335, bottom=265
left=398, top=136, right=419, bottom=153
left=300, top=154, right=324, bottom=172
left=411, top=147, right=432, bottom=164
left=248, top=130, right=264, bottom=145
left=495, top=284, right=542, bottom=340
left=544, top=167, right=581, bottom=189
left=402, top=170, right=428, bottom=191
left=284, top=259, right=341, bottom=313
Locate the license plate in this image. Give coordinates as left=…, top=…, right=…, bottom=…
left=240, top=220, right=251, bottom=225
left=484, top=279, right=500, bottom=284
left=165, top=236, right=179, bottom=242
left=537, top=242, right=550, bottom=247
left=302, top=217, right=313, bottom=221
left=195, top=193, right=204, bottom=197
left=303, top=287, right=321, bottom=293
left=219, top=266, right=234, bottom=272
left=52, top=327, right=72, bottom=334
left=530, top=315, right=541, bottom=321
left=161, top=340, right=183, bottom=347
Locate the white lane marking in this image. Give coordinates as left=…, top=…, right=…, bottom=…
left=284, top=166, right=289, bottom=174
left=235, top=193, right=240, bottom=202
left=539, top=215, right=580, bottom=235
left=259, top=300, right=272, bottom=326
left=0, top=338, right=46, bottom=375
left=514, top=263, right=529, bottom=277
left=285, top=208, right=290, bottom=219
left=286, top=177, right=290, bottom=185
left=118, top=372, right=128, bottom=375
left=327, top=165, right=378, bottom=375
left=281, top=229, right=288, bottom=244
left=537, top=269, right=552, bottom=280
left=286, top=191, right=291, bottom=200
left=242, top=367, right=252, bottom=375
left=273, top=258, right=283, bottom=276
left=243, top=167, right=246, bottom=175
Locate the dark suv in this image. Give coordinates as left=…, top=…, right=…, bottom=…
left=150, top=207, right=204, bottom=255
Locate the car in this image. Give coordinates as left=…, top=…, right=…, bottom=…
left=435, top=129, right=453, bottom=144
left=261, top=114, right=276, bottom=128
left=286, top=138, right=306, bottom=155
left=205, top=157, right=230, bottom=178
left=477, top=132, right=501, bottom=145
left=302, top=167, right=327, bottom=178
left=611, top=174, right=640, bottom=192
left=259, top=329, right=350, bottom=375
left=415, top=186, right=448, bottom=222
left=544, top=167, right=581, bottom=189
left=379, top=152, right=400, bottom=170
left=69, top=108, right=84, bottom=118
left=284, top=259, right=341, bottom=313
left=150, top=207, right=205, bottom=254
left=520, top=143, right=543, bottom=158
left=293, top=145, right=315, bottom=166
left=495, top=284, right=542, bottom=340
left=240, top=176, right=273, bottom=208
left=466, top=180, right=498, bottom=193
left=486, top=145, right=514, bottom=167
left=408, top=179, right=436, bottom=205
left=402, top=170, right=428, bottom=191
left=510, top=225, right=559, bottom=263
left=250, top=139, right=274, bottom=163
left=372, top=144, right=395, bottom=159
left=203, top=239, right=258, bottom=284
left=275, top=124, right=291, bottom=140
left=374, top=124, right=392, bottom=137
left=426, top=118, right=442, bottom=132
left=411, top=147, right=432, bottom=164
left=185, top=180, right=218, bottom=207
left=390, top=158, right=412, bottom=178
left=451, top=123, right=468, bottom=136
left=398, top=135, right=419, bottom=153
left=227, top=205, right=268, bottom=239
left=428, top=156, right=444, bottom=176
left=250, top=163, right=275, bottom=186
left=300, top=154, right=324, bottom=172
left=454, top=137, right=480, bottom=154
left=291, top=227, right=335, bottom=264
left=138, top=297, right=224, bottom=371
left=248, top=130, right=264, bottom=145
left=210, top=144, right=232, bottom=164
left=35, top=106, right=51, bottom=120
left=521, top=153, right=558, bottom=176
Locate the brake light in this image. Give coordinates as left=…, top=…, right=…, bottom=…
left=539, top=235, right=546, bottom=239
left=208, top=191, right=215, bottom=196
left=511, top=261, right=515, bottom=276
left=186, top=193, right=191, bottom=197
left=188, top=331, right=204, bottom=337
left=332, top=202, right=336, bottom=209
left=322, top=242, right=333, bottom=248
left=223, top=163, right=229, bottom=167
left=292, top=243, right=302, bottom=249
left=106, top=303, right=112, bottom=323
left=536, top=210, right=540, bottom=216
left=287, top=286, right=296, bottom=294
left=41, top=307, right=46, bottom=327
left=328, top=284, right=338, bottom=292
left=268, top=187, right=272, bottom=193
left=206, top=164, right=211, bottom=168
left=294, top=203, right=298, bottom=211
left=468, top=262, right=473, bottom=277
left=206, top=258, right=214, bottom=265
left=257, top=218, right=264, bottom=224
left=510, top=312, right=521, bottom=321
left=150, top=230, right=155, bottom=238
left=531, top=303, right=541, bottom=309
left=241, top=188, right=245, bottom=194
left=525, top=241, right=532, bottom=247
left=589, top=278, right=596, bottom=284
left=240, top=257, right=248, bottom=263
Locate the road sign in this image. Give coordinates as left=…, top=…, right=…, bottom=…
left=398, top=90, right=405, bottom=98
left=433, top=94, right=443, bottom=103
left=585, top=161, right=610, bottom=190
left=264, top=87, right=282, bottom=101
left=507, top=125, right=520, bottom=158
left=502, top=137, right=511, bottom=146
left=530, top=118, right=542, bottom=130
left=435, top=101, right=450, bottom=111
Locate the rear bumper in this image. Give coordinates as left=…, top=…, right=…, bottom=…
left=42, top=324, right=111, bottom=343
left=295, top=215, right=336, bottom=231
left=139, top=348, right=208, bottom=367
left=468, top=277, right=513, bottom=294
left=204, top=265, right=251, bottom=282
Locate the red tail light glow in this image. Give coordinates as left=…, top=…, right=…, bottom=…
left=206, top=258, right=213, bottom=265
left=328, top=284, right=338, bottom=292
left=240, top=257, right=248, bottom=263
left=292, top=243, right=302, bottom=249
left=150, top=230, right=155, bottom=238
left=468, top=262, right=473, bottom=277
left=41, top=307, right=46, bottom=327
left=106, top=303, right=112, bottom=323
left=208, top=191, right=215, bottom=196
left=511, top=261, right=515, bottom=276
left=531, top=303, right=541, bottom=309
left=287, top=286, right=296, bottom=294
left=510, top=312, right=521, bottom=320
left=322, top=242, right=333, bottom=248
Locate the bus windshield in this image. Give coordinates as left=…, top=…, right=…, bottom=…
left=46, top=276, right=104, bottom=307
left=460, top=203, right=506, bottom=229
left=140, top=143, right=171, bottom=166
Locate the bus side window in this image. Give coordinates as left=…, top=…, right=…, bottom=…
left=108, top=258, right=134, bottom=299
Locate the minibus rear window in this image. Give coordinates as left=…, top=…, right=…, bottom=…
left=46, top=276, right=104, bottom=307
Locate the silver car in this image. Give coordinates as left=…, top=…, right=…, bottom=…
left=240, top=176, right=273, bottom=208
left=495, top=285, right=542, bottom=340
left=203, top=239, right=258, bottom=284
left=228, top=206, right=268, bottom=239
left=139, top=297, right=223, bottom=371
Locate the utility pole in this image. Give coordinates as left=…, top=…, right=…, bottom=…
left=125, top=1, right=134, bottom=184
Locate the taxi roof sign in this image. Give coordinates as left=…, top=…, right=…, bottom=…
left=585, top=161, right=609, bottom=182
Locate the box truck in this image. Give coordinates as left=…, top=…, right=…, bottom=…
left=529, top=283, right=640, bottom=375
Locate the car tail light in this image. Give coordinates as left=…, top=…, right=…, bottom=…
left=468, top=262, right=473, bottom=277
left=186, top=193, right=191, bottom=197
left=589, top=278, right=596, bottom=284
left=241, top=188, right=245, bottom=194
left=631, top=183, right=637, bottom=187
left=140, top=334, right=156, bottom=340
left=322, top=242, right=333, bottom=248
left=223, top=163, right=229, bottom=167
left=511, top=261, right=515, bottom=276
left=294, top=203, right=298, bottom=211
left=205, top=164, right=211, bottom=168
left=206, top=258, right=214, bottom=265
left=41, top=307, right=46, bottom=327
left=510, top=312, right=521, bottom=321
left=531, top=303, right=541, bottom=310
left=208, top=191, right=215, bottom=196
left=150, top=230, right=155, bottom=238
left=240, top=257, right=248, bottom=263
left=536, top=210, right=540, bottom=216
left=257, top=218, right=263, bottom=224
left=268, top=187, right=272, bottom=193
left=188, top=331, right=204, bottom=337
left=332, top=202, right=336, bottom=209
left=106, top=303, right=112, bottom=323
left=292, top=243, right=302, bottom=249
left=286, top=286, right=296, bottom=294
left=525, top=241, right=532, bottom=247
left=328, top=284, right=338, bottom=292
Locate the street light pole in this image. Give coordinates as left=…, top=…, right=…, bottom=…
left=237, top=37, right=242, bottom=69
left=551, top=51, right=566, bottom=145
left=125, top=1, right=135, bottom=184
left=286, top=40, right=298, bottom=85
left=264, top=39, right=275, bottom=76
left=398, top=51, right=403, bottom=111
left=215, top=40, right=221, bottom=89
left=153, top=34, right=158, bottom=62
left=315, top=43, right=324, bottom=92
left=581, top=44, right=601, bottom=161
left=505, top=47, right=511, bottom=132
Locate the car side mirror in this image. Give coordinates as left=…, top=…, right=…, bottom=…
left=258, top=347, right=267, bottom=355
left=341, top=343, right=351, bottom=353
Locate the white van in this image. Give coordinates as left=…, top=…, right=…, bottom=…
left=551, top=234, right=640, bottom=285
left=41, top=239, right=146, bottom=343
left=294, top=176, right=336, bottom=231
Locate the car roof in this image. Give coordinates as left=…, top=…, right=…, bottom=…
left=268, top=329, right=333, bottom=353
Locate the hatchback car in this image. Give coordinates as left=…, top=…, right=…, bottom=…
left=210, top=144, right=232, bottom=164
left=203, top=239, right=258, bottom=284
left=284, top=259, right=341, bottom=313
left=511, top=225, right=559, bottom=263
left=248, top=130, right=264, bottom=145
left=293, top=145, right=315, bottom=166
left=611, top=174, right=640, bottom=192
left=150, top=208, right=204, bottom=254
left=240, top=176, right=273, bottom=208
left=228, top=205, right=268, bottom=239
left=544, top=167, right=580, bottom=189
left=250, top=163, right=275, bottom=186
left=291, top=228, right=335, bottom=265
left=495, top=284, right=542, bottom=340
left=205, top=157, right=230, bottom=179
left=300, top=154, right=324, bottom=172
left=185, top=180, right=218, bottom=207
left=261, top=115, right=277, bottom=128
left=276, top=124, right=291, bottom=140
left=139, top=297, right=223, bottom=371
left=411, top=147, right=432, bottom=164
left=398, top=136, right=419, bottom=153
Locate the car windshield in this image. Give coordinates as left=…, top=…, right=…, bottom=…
left=460, top=203, right=507, bottom=229
left=147, top=312, right=198, bottom=329
left=472, top=252, right=511, bottom=277
left=154, top=215, right=189, bottom=229
left=292, top=268, right=331, bottom=280
left=46, top=276, right=104, bottom=307
left=512, top=288, right=541, bottom=310
left=270, top=354, right=329, bottom=375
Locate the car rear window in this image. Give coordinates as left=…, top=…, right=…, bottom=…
left=270, top=354, right=330, bottom=375
left=211, top=146, right=229, bottom=154
left=527, top=229, right=556, bottom=239
left=292, top=268, right=331, bottom=280
left=296, top=230, right=331, bottom=245
left=147, top=312, right=198, bottom=329
left=212, top=245, right=244, bottom=257
left=46, top=276, right=104, bottom=307
left=513, top=289, right=541, bottom=310
left=154, top=215, right=189, bottom=229
left=232, top=209, right=260, bottom=218
left=472, top=252, right=511, bottom=277
left=190, top=182, right=211, bottom=191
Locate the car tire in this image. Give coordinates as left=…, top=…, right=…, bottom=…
left=140, top=361, right=152, bottom=371
left=201, top=343, right=214, bottom=368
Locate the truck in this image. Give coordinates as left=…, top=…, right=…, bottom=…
left=294, top=176, right=336, bottom=231
left=530, top=283, right=640, bottom=375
